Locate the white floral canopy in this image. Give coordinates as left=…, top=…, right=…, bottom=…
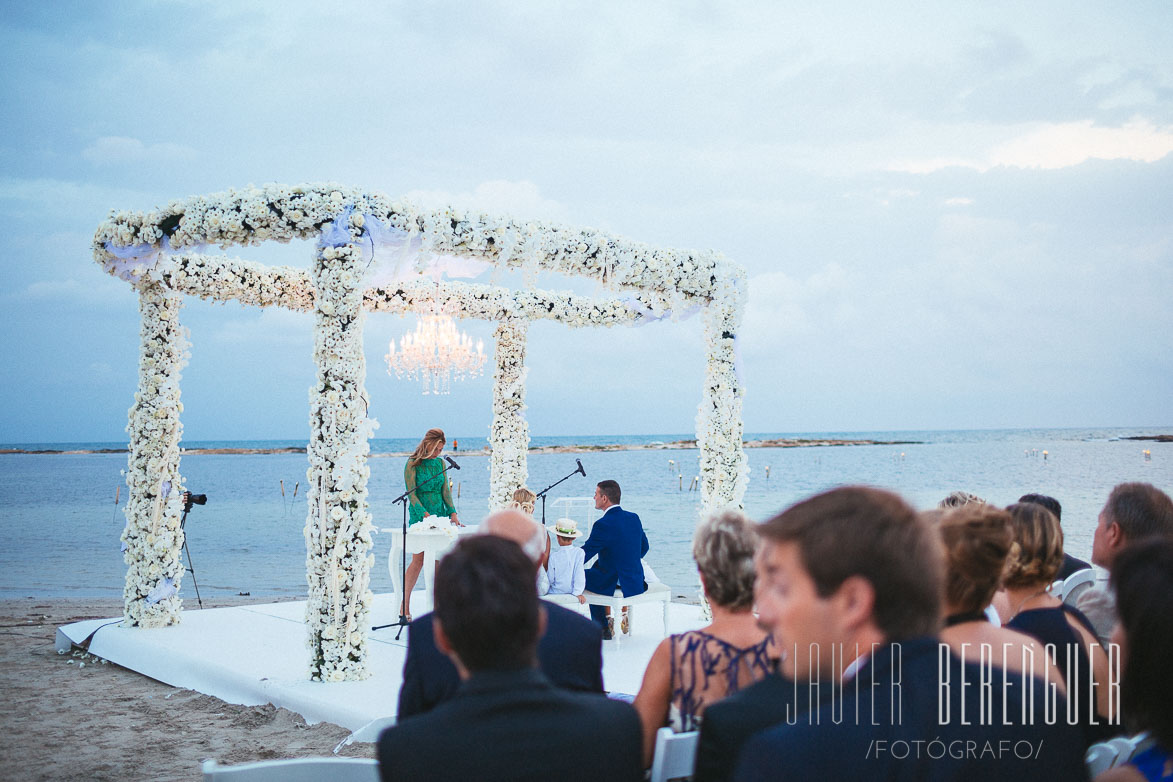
left=93, top=183, right=748, bottom=681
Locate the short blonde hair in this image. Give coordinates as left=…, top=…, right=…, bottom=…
left=693, top=510, right=758, bottom=611
left=1003, top=502, right=1064, bottom=588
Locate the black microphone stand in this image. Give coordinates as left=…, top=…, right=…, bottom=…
left=533, top=460, right=587, bottom=527
left=373, top=460, right=460, bottom=637
left=179, top=496, right=204, bottom=609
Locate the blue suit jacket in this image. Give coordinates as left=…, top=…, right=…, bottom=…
left=580, top=505, right=649, bottom=597
left=733, top=637, right=1088, bottom=781
left=397, top=601, right=604, bottom=720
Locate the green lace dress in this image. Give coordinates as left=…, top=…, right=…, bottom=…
left=405, top=457, right=457, bottom=525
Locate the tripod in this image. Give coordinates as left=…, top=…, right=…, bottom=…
left=179, top=498, right=205, bottom=609
left=534, top=459, right=587, bottom=526
left=372, top=458, right=460, bottom=637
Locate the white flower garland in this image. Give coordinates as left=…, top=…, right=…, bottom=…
left=489, top=319, right=529, bottom=510
left=121, top=281, right=189, bottom=627
left=94, top=183, right=747, bottom=680
left=304, top=230, right=378, bottom=681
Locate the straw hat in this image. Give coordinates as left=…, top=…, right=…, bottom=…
left=553, top=518, right=582, bottom=539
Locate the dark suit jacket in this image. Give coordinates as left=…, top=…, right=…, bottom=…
left=397, top=601, right=603, bottom=719
left=694, top=674, right=828, bottom=782
left=581, top=505, right=649, bottom=597
left=733, top=638, right=1088, bottom=782
left=378, top=668, right=642, bottom=782
left=1057, top=552, right=1092, bottom=581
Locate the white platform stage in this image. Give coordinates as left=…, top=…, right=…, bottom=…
left=56, top=592, right=704, bottom=739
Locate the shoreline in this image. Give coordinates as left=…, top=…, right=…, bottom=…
left=0, top=437, right=920, bottom=456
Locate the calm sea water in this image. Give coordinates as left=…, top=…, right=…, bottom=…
left=1, top=428, right=1169, bottom=599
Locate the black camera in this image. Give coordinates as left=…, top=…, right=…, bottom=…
left=183, top=492, right=208, bottom=511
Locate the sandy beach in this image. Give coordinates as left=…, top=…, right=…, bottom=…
left=0, top=598, right=374, bottom=782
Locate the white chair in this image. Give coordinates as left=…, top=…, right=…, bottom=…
left=583, top=582, right=672, bottom=645
left=1049, top=579, right=1066, bottom=600
left=1061, top=568, right=1097, bottom=607
left=1084, top=742, right=1119, bottom=778
left=202, top=757, right=379, bottom=781
left=649, top=727, right=699, bottom=782
left=1105, top=732, right=1157, bottom=767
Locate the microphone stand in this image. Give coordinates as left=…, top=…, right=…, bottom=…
left=373, top=459, right=460, bottom=637
left=533, top=460, right=587, bottom=527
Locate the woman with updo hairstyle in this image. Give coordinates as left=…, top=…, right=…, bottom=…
left=1098, top=539, right=1173, bottom=782
left=936, top=505, right=1065, bottom=694
left=1003, top=501, right=1117, bottom=746
left=632, top=510, right=772, bottom=767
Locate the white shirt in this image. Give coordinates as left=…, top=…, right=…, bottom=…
left=546, top=544, right=586, bottom=596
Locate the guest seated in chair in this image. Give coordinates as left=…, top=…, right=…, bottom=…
left=378, top=535, right=641, bottom=782
left=935, top=504, right=1066, bottom=695
left=581, top=479, right=649, bottom=639
left=633, top=510, right=773, bottom=768
left=1018, top=493, right=1091, bottom=580
left=397, top=510, right=603, bottom=719
left=733, top=487, right=1087, bottom=781
left=1002, top=501, right=1119, bottom=747
left=1096, top=539, right=1173, bottom=782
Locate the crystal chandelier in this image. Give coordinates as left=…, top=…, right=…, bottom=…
left=386, top=312, right=486, bottom=395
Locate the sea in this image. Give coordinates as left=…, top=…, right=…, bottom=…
left=1, top=427, right=1169, bottom=601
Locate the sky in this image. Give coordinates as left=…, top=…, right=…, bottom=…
left=1, top=1, right=1171, bottom=443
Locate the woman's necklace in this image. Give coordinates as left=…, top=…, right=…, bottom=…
left=1009, top=588, right=1050, bottom=619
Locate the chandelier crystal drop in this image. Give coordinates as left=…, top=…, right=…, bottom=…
left=385, top=312, right=486, bottom=395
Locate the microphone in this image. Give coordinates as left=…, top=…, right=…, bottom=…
left=576, top=459, right=586, bottom=477
left=445, top=456, right=461, bottom=471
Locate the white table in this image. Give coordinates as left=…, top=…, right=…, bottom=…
left=382, top=521, right=479, bottom=611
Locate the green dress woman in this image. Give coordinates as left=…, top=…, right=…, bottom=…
left=401, top=428, right=461, bottom=620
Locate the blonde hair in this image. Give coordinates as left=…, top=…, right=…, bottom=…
left=1002, top=502, right=1064, bottom=588
left=938, top=505, right=1013, bottom=612
left=509, top=487, right=536, bottom=516
left=408, top=428, right=446, bottom=467
left=693, top=510, right=758, bottom=611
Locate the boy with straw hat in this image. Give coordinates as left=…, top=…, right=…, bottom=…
left=546, top=519, right=586, bottom=604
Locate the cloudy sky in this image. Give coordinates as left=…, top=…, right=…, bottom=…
left=2, top=1, right=1170, bottom=443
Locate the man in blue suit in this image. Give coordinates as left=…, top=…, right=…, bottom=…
left=581, top=479, right=648, bottom=638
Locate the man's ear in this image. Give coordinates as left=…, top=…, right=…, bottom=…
left=1107, top=520, right=1124, bottom=549
left=537, top=604, right=549, bottom=640
left=834, top=575, right=876, bottom=632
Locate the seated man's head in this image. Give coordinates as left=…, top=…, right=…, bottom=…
left=595, top=480, right=621, bottom=510
left=433, top=535, right=544, bottom=677
left=481, top=509, right=548, bottom=568
left=693, top=510, right=757, bottom=612
left=1018, top=493, right=1062, bottom=524
left=937, top=505, right=1014, bottom=615
left=755, top=486, right=943, bottom=681
left=1091, top=482, right=1173, bottom=569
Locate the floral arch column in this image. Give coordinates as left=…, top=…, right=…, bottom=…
left=121, top=280, right=189, bottom=627
left=304, top=230, right=378, bottom=681
left=488, top=318, right=529, bottom=510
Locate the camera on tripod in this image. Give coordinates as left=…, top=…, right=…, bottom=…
left=183, top=492, right=208, bottom=512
